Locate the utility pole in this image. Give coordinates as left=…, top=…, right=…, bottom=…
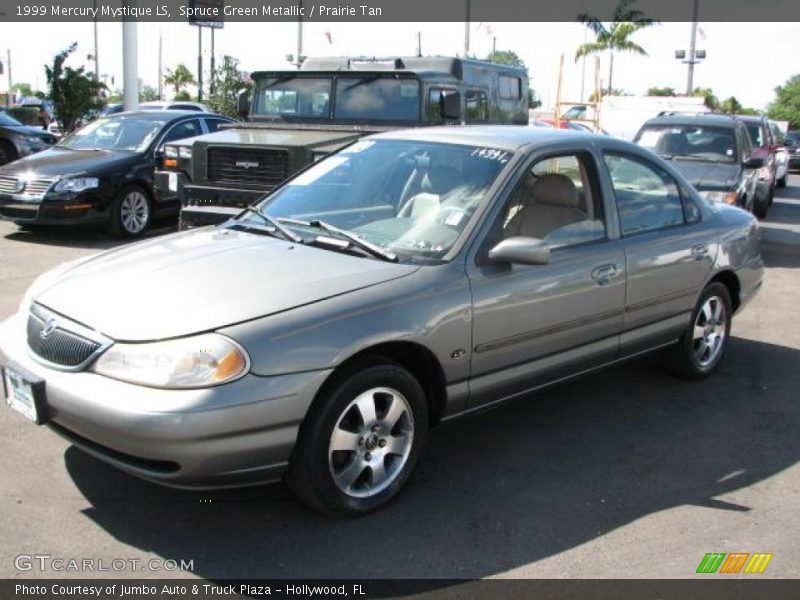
left=464, top=0, right=470, bottom=57
left=122, top=13, right=138, bottom=110
left=6, top=49, right=12, bottom=108
left=416, top=31, right=422, bottom=57
left=686, top=0, right=699, bottom=95
left=492, top=37, right=496, bottom=60
left=197, top=26, right=203, bottom=101
left=580, top=27, right=587, bottom=102
left=92, top=0, right=99, bottom=82
left=157, top=30, right=163, bottom=100
left=210, top=27, right=216, bottom=94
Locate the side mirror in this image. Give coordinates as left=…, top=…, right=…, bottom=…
left=488, top=237, right=550, bottom=266
left=237, top=90, right=250, bottom=119
left=440, top=90, right=461, bottom=120
left=743, top=156, right=765, bottom=169
left=154, top=145, right=165, bottom=159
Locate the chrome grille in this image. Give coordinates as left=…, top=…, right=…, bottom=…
left=207, top=146, right=289, bottom=189
left=27, top=305, right=109, bottom=370
left=0, top=176, right=55, bottom=196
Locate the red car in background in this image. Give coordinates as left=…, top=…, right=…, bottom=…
left=736, top=115, right=778, bottom=216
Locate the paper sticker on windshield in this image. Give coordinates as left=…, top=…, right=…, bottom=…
left=290, top=156, right=349, bottom=186
left=342, top=141, right=375, bottom=154
left=471, top=147, right=510, bottom=163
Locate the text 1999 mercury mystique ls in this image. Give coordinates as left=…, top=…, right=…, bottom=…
left=0, top=127, right=763, bottom=514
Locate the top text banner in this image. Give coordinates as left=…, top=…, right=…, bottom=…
left=1, top=0, right=799, bottom=22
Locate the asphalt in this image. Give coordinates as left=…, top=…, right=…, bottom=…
left=0, top=179, right=798, bottom=580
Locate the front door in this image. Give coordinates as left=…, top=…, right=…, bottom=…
left=466, top=149, right=626, bottom=410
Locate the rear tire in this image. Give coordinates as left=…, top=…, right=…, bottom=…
left=664, top=282, right=732, bottom=380
left=0, top=140, right=18, bottom=166
left=777, top=174, right=786, bottom=188
left=107, top=184, right=152, bottom=239
left=286, top=358, right=428, bottom=516
left=753, top=192, right=769, bottom=219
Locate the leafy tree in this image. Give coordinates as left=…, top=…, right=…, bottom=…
left=719, top=96, right=743, bottom=114
left=485, top=50, right=541, bottom=109
left=174, top=90, right=192, bottom=101
left=164, top=63, right=196, bottom=97
left=589, top=88, right=630, bottom=102
left=206, top=55, right=252, bottom=118
left=647, top=86, right=677, bottom=96
left=139, top=84, right=159, bottom=102
left=693, top=87, right=719, bottom=111
left=575, top=0, right=655, bottom=94
left=45, top=43, right=105, bottom=133
left=767, top=74, right=800, bottom=129
left=12, top=83, right=35, bottom=97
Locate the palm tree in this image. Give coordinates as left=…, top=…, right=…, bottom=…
left=163, top=64, right=196, bottom=97
left=575, top=0, right=655, bottom=95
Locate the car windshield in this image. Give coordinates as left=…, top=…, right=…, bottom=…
left=57, top=116, right=164, bottom=151
left=334, top=77, right=420, bottom=121
left=0, top=113, right=23, bottom=126
left=635, top=124, right=738, bottom=163
left=251, top=139, right=513, bottom=260
left=252, top=77, right=333, bottom=118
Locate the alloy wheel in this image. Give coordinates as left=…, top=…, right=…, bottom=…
left=328, top=387, right=414, bottom=498
left=120, top=191, right=149, bottom=234
left=692, top=295, right=727, bottom=368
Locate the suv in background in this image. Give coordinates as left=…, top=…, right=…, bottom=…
left=634, top=113, right=767, bottom=217
left=769, top=120, right=789, bottom=187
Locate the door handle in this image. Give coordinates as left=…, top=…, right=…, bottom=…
left=691, top=243, right=709, bottom=260
left=591, top=264, right=618, bottom=285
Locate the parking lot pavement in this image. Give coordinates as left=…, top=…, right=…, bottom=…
left=0, top=181, right=799, bottom=581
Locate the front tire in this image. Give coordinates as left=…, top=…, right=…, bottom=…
left=107, top=184, right=151, bottom=238
left=287, top=359, right=429, bottom=516
left=664, top=282, right=732, bottom=380
left=777, top=174, right=786, bottom=188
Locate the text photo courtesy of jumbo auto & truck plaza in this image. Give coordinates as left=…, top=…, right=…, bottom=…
left=1, top=0, right=800, bottom=600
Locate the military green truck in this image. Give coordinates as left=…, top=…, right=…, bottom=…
left=155, top=56, right=529, bottom=228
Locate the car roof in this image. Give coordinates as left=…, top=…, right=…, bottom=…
left=732, top=114, right=766, bottom=124
left=104, top=110, right=209, bottom=121
left=369, top=125, right=594, bottom=151
left=643, top=113, right=741, bottom=129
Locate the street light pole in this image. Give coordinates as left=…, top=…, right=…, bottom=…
left=122, top=16, right=138, bottom=111
left=93, top=0, right=99, bottom=82
left=464, top=0, right=470, bottom=57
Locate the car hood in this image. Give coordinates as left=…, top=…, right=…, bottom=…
left=668, top=160, right=740, bottom=190
left=0, top=147, right=139, bottom=178
left=34, top=227, right=419, bottom=341
left=1, top=124, right=53, bottom=138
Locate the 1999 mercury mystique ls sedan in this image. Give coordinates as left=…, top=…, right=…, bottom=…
left=0, top=127, right=763, bottom=514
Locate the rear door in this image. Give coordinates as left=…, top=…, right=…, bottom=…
left=600, top=150, right=714, bottom=356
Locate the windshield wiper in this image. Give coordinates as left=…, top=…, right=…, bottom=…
left=277, top=217, right=398, bottom=262
left=239, top=206, right=304, bottom=243
left=343, top=75, right=383, bottom=91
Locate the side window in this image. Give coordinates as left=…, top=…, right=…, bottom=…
left=426, top=88, right=457, bottom=122
left=465, top=90, right=488, bottom=122
left=603, top=153, right=686, bottom=236
left=499, top=76, right=521, bottom=100
left=738, top=125, right=752, bottom=161
left=161, top=119, right=202, bottom=145
left=496, top=153, right=606, bottom=249
left=205, top=118, right=229, bottom=133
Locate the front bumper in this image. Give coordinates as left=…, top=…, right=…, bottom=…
left=0, top=191, right=110, bottom=226
left=0, top=311, right=331, bottom=488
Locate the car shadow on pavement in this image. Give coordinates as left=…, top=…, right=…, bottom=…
left=63, top=336, right=800, bottom=580
left=2, top=222, right=177, bottom=250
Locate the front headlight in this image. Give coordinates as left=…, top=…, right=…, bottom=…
left=22, top=135, right=45, bottom=145
left=92, top=333, right=250, bottom=389
left=54, top=177, right=100, bottom=193
left=178, top=146, right=192, bottom=159
left=704, top=191, right=737, bottom=205
left=164, top=145, right=179, bottom=159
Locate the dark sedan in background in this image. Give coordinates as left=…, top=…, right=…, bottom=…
left=0, top=111, right=234, bottom=237
left=787, top=130, right=800, bottom=171
left=0, top=111, right=58, bottom=166
left=634, top=114, right=767, bottom=217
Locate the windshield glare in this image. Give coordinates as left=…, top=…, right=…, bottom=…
left=253, top=77, right=332, bottom=118
left=253, top=139, right=512, bottom=260
left=58, top=117, right=164, bottom=152
left=635, top=125, right=738, bottom=163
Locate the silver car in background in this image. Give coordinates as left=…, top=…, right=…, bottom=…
left=0, top=127, right=763, bottom=514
